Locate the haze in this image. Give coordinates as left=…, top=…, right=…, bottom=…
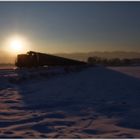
left=0, top=2, right=140, bottom=63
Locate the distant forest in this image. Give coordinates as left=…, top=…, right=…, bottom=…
left=87, top=57, right=140, bottom=66
left=56, top=51, right=140, bottom=61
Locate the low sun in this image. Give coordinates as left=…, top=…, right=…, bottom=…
left=2, top=35, right=30, bottom=56
left=10, top=38, right=23, bottom=53
left=5, top=35, right=29, bottom=55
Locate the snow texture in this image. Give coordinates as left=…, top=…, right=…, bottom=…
left=0, top=66, right=140, bottom=138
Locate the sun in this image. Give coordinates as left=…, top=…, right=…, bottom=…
left=2, top=35, right=30, bottom=56
left=10, top=38, right=23, bottom=53
left=4, top=35, right=30, bottom=55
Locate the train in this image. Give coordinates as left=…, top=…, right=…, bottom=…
left=15, top=51, right=87, bottom=68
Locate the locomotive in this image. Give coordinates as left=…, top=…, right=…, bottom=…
left=15, top=51, right=87, bottom=68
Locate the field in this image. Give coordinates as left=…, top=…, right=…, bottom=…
left=0, top=66, right=140, bottom=138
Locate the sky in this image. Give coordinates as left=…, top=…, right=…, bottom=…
left=0, top=2, right=140, bottom=62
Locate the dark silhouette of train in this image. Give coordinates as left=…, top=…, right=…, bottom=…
left=15, top=51, right=87, bottom=68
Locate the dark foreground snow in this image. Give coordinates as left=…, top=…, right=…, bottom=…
left=0, top=66, right=140, bottom=138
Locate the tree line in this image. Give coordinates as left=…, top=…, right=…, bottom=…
left=87, top=56, right=140, bottom=66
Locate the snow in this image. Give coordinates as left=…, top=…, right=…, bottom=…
left=108, top=66, right=140, bottom=79
left=0, top=66, right=140, bottom=138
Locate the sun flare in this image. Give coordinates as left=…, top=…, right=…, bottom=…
left=3, top=35, right=30, bottom=56
left=10, top=38, right=23, bottom=53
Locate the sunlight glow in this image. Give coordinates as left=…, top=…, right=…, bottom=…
left=3, top=35, right=30, bottom=56
left=10, top=38, right=23, bottom=53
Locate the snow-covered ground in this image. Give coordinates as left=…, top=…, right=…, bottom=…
left=0, top=66, right=140, bottom=138
left=109, top=66, right=140, bottom=79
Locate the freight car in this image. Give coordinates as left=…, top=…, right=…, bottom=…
left=15, top=51, right=87, bottom=68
